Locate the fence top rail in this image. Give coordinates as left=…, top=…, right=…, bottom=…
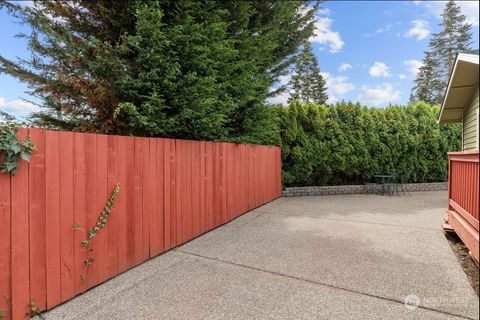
left=17, top=127, right=280, bottom=149
left=448, top=150, right=479, bottom=162
left=448, top=150, right=479, bottom=156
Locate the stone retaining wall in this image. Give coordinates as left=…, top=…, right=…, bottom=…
left=282, top=182, right=448, bottom=197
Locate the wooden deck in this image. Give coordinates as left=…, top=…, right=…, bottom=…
left=446, top=150, right=479, bottom=262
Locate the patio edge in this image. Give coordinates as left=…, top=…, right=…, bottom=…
left=283, top=182, right=448, bottom=197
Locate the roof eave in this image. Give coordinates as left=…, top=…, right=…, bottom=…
left=437, top=53, right=479, bottom=123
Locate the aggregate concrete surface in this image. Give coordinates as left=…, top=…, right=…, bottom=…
left=45, top=191, right=479, bottom=320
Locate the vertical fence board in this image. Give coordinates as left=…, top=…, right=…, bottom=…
left=150, top=138, right=164, bottom=256
left=28, top=128, right=47, bottom=310
left=213, top=143, right=221, bottom=227
left=133, top=138, right=144, bottom=265
left=163, top=139, right=175, bottom=250
left=84, top=134, right=99, bottom=288
left=175, top=140, right=184, bottom=244
left=106, top=136, right=119, bottom=278
left=185, top=141, right=193, bottom=241
left=199, top=142, right=206, bottom=234
left=248, top=145, right=254, bottom=210
left=205, top=142, right=214, bottom=231
left=226, top=144, right=233, bottom=220
left=116, top=136, right=128, bottom=273
left=141, top=138, right=154, bottom=258
left=139, top=138, right=150, bottom=261
left=0, top=160, right=11, bottom=319
left=73, top=133, right=87, bottom=294
left=125, top=137, right=136, bottom=267
left=192, top=142, right=201, bottom=237
left=96, top=135, right=108, bottom=283
left=157, top=139, right=165, bottom=253
left=146, top=139, right=157, bottom=257
left=58, top=131, right=75, bottom=302
left=221, top=144, right=228, bottom=224
left=11, top=128, right=30, bottom=320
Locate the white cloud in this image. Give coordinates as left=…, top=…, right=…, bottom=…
left=403, top=59, right=423, bottom=76
left=338, top=63, right=352, bottom=72
left=310, top=17, right=344, bottom=53
left=12, top=1, right=34, bottom=7
left=326, top=95, right=338, bottom=104
left=277, top=73, right=292, bottom=86
left=317, top=7, right=331, bottom=16
left=320, top=72, right=355, bottom=95
left=365, top=24, right=392, bottom=37
left=454, top=1, right=479, bottom=27
left=358, top=83, right=401, bottom=106
left=398, top=74, right=407, bottom=80
left=404, top=20, right=430, bottom=40
left=0, top=97, right=40, bottom=118
left=266, top=73, right=293, bottom=106
left=266, top=92, right=290, bottom=106
left=414, top=1, right=479, bottom=27
left=369, top=62, right=391, bottom=78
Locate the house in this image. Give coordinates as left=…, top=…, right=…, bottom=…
left=438, top=52, right=479, bottom=262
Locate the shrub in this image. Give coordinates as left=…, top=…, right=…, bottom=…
left=276, top=101, right=461, bottom=187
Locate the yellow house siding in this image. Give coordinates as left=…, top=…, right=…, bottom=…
left=463, top=86, right=479, bottom=150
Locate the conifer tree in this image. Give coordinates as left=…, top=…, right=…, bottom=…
left=0, top=0, right=319, bottom=144
left=289, top=41, right=328, bottom=104
left=411, top=0, right=472, bottom=105
left=411, top=52, right=443, bottom=105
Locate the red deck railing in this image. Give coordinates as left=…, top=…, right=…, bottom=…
left=0, top=128, right=282, bottom=320
left=447, top=151, right=479, bottom=262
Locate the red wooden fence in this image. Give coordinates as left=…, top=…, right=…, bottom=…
left=0, top=128, right=282, bottom=319
left=447, top=151, right=479, bottom=262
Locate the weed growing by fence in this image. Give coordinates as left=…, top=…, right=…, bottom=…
left=0, top=124, right=36, bottom=174
left=73, top=183, right=120, bottom=283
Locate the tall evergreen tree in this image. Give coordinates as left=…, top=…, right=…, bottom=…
left=411, top=0, right=472, bottom=105
left=411, top=51, right=443, bottom=104
left=0, top=0, right=319, bottom=144
left=288, top=41, right=328, bottom=104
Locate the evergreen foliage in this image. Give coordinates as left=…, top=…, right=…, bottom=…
left=289, top=41, right=328, bottom=104
left=411, top=0, right=473, bottom=105
left=276, top=101, right=461, bottom=187
left=0, top=0, right=318, bottom=144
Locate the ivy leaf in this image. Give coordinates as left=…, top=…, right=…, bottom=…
left=20, top=150, right=31, bottom=162
left=5, top=162, right=17, bottom=172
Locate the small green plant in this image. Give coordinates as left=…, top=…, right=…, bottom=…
left=26, top=300, right=44, bottom=319
left=0, top=293, right=9, bottom=319
left=81, top=183, right=120, bottom=248
left=71, top=223, right=84, bottom=231
left=0, top=123, right=36, bottom=174
left=84, top=257, right=95, bottom=269
left=73, top=183, right=120, bottom=282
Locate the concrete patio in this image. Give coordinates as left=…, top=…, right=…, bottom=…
left=45, top=191, right=479, bottom=320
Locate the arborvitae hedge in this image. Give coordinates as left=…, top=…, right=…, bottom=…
left=275, top=101, right=461, bottom=187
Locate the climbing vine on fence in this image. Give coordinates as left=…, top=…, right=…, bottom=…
left=73, top=183, right=120, bottom=283
left=0, top=123, right=36, bottom=174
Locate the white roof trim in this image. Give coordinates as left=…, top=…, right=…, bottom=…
left=457, top=53, right=480, bottom=65
left=438, top=53, right=479, bottom=123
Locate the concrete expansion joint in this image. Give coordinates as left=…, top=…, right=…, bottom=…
left=254, top=210, right=441, bottom=231
left=176, top=250, right=474, bottom=320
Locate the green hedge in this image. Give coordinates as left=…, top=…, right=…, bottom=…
left=275, top=101, right=461, bottom=187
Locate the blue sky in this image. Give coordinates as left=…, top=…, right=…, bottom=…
left=0, top=1, right=479, bottom=118
left=268, top=0, right=479, bottom=106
